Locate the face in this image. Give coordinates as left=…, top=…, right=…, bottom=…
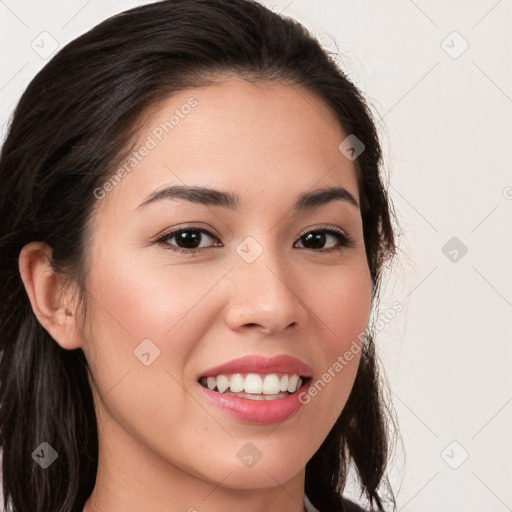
left=80, top=76, right=372, bottom=493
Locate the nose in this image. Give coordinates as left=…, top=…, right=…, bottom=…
left=224, top=245, right=309, bottom=335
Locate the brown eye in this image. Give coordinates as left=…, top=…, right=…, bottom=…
left=156, top=227, right=221, bottom=253
left=295, top=228, right=353, bottom=252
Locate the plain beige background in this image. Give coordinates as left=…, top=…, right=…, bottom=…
left=1, top=1, right=511, bottom=511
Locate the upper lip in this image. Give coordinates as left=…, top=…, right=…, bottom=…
left=198, top=355, right=312, bottom=379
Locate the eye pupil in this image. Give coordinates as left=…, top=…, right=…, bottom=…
left=302, top=231, right=326, bottom=249
left=177, top=230, right=201, bottom=248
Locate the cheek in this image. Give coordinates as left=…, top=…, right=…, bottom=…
left=311, top=260, right=372, bottom=347
left=80, top=255, right=214, bottom=441
left=304, top=260, right=371, bottom=412
left=86, top=246, right=228, bottom=341
left=80, top=247, right=231, bottom=394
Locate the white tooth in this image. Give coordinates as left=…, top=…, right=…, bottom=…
left=296, top=378, right=303, bottom=390
left=279, top=375, right=289, bottom=392
left=244, top=373, right=263, bottom=394
left=287, top=374, right=300, bottom=393
left=262, top=374, right=281, bottom=395
left=206, top=376, right=217, bottom=390
left=229, top=374, right=245, bottom=393
left=216, top=375, right=230, bottom=393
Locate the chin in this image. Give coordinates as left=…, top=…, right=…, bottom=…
left=217, top=472, right=301, bottom=490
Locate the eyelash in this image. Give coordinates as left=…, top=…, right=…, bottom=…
left=154, top=224, right=354, bottom=254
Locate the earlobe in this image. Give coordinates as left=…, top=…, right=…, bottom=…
left=18, top=241, right=83, bottom=350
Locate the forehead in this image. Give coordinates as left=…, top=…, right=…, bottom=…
left=95, top=77, right=359, bottom=216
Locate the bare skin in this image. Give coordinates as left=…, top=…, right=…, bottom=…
left=19, top=76, right=372, bottom=512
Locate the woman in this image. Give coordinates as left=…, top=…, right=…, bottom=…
left=0, top=1, right=398, bottom=511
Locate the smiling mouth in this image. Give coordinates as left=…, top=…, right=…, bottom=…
left=198, top=372, right=310, bottom=400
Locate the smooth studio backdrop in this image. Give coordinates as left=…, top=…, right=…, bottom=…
left=1, top=1, right=511, bottom=511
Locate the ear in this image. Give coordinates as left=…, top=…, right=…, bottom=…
left=18, top=241, right=83, bottom=350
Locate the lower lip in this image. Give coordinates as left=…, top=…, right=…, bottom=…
left=198, top=380, right=310, bottom=424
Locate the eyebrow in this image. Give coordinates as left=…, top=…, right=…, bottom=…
left=135, top=184, right=359, bottom=211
